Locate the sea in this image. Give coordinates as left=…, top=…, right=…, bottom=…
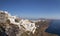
left=45, top=20, right=60, bottom=36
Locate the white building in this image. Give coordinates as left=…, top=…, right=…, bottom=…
left=19, top=19, right=36, bottom=34
left=0, top=11, right=9, bottom=23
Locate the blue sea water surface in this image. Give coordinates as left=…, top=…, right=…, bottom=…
left=45, top=20, right=60, bottom=36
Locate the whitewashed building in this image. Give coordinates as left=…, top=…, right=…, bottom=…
left=0, top=11, right=9, bottom=23
left=19, top=19, right=36, bottom=34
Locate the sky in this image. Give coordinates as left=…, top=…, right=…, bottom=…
left=0, top=0, right=60, bottom=19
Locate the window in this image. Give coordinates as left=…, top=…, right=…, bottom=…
left=15, top=19, right=19, bottom=23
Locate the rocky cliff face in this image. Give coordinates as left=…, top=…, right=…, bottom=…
left=0, top=11, right=36, bottom=36
left=0, top=20, right=58, bottom=36
left=0, top=11, right=58, bottom=36
left=34, top=20, right=58, bottom=36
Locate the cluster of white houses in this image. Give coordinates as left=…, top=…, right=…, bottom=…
left=0, top=11, right=36, bottom=34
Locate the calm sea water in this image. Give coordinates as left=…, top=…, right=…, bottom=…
left=45, top=20, right=60, bottom=36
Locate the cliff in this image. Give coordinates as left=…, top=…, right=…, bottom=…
left=0, top=11, right=58, bottom=36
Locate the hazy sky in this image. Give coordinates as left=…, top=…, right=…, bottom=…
left=0, top=0, right=60, bottom=19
